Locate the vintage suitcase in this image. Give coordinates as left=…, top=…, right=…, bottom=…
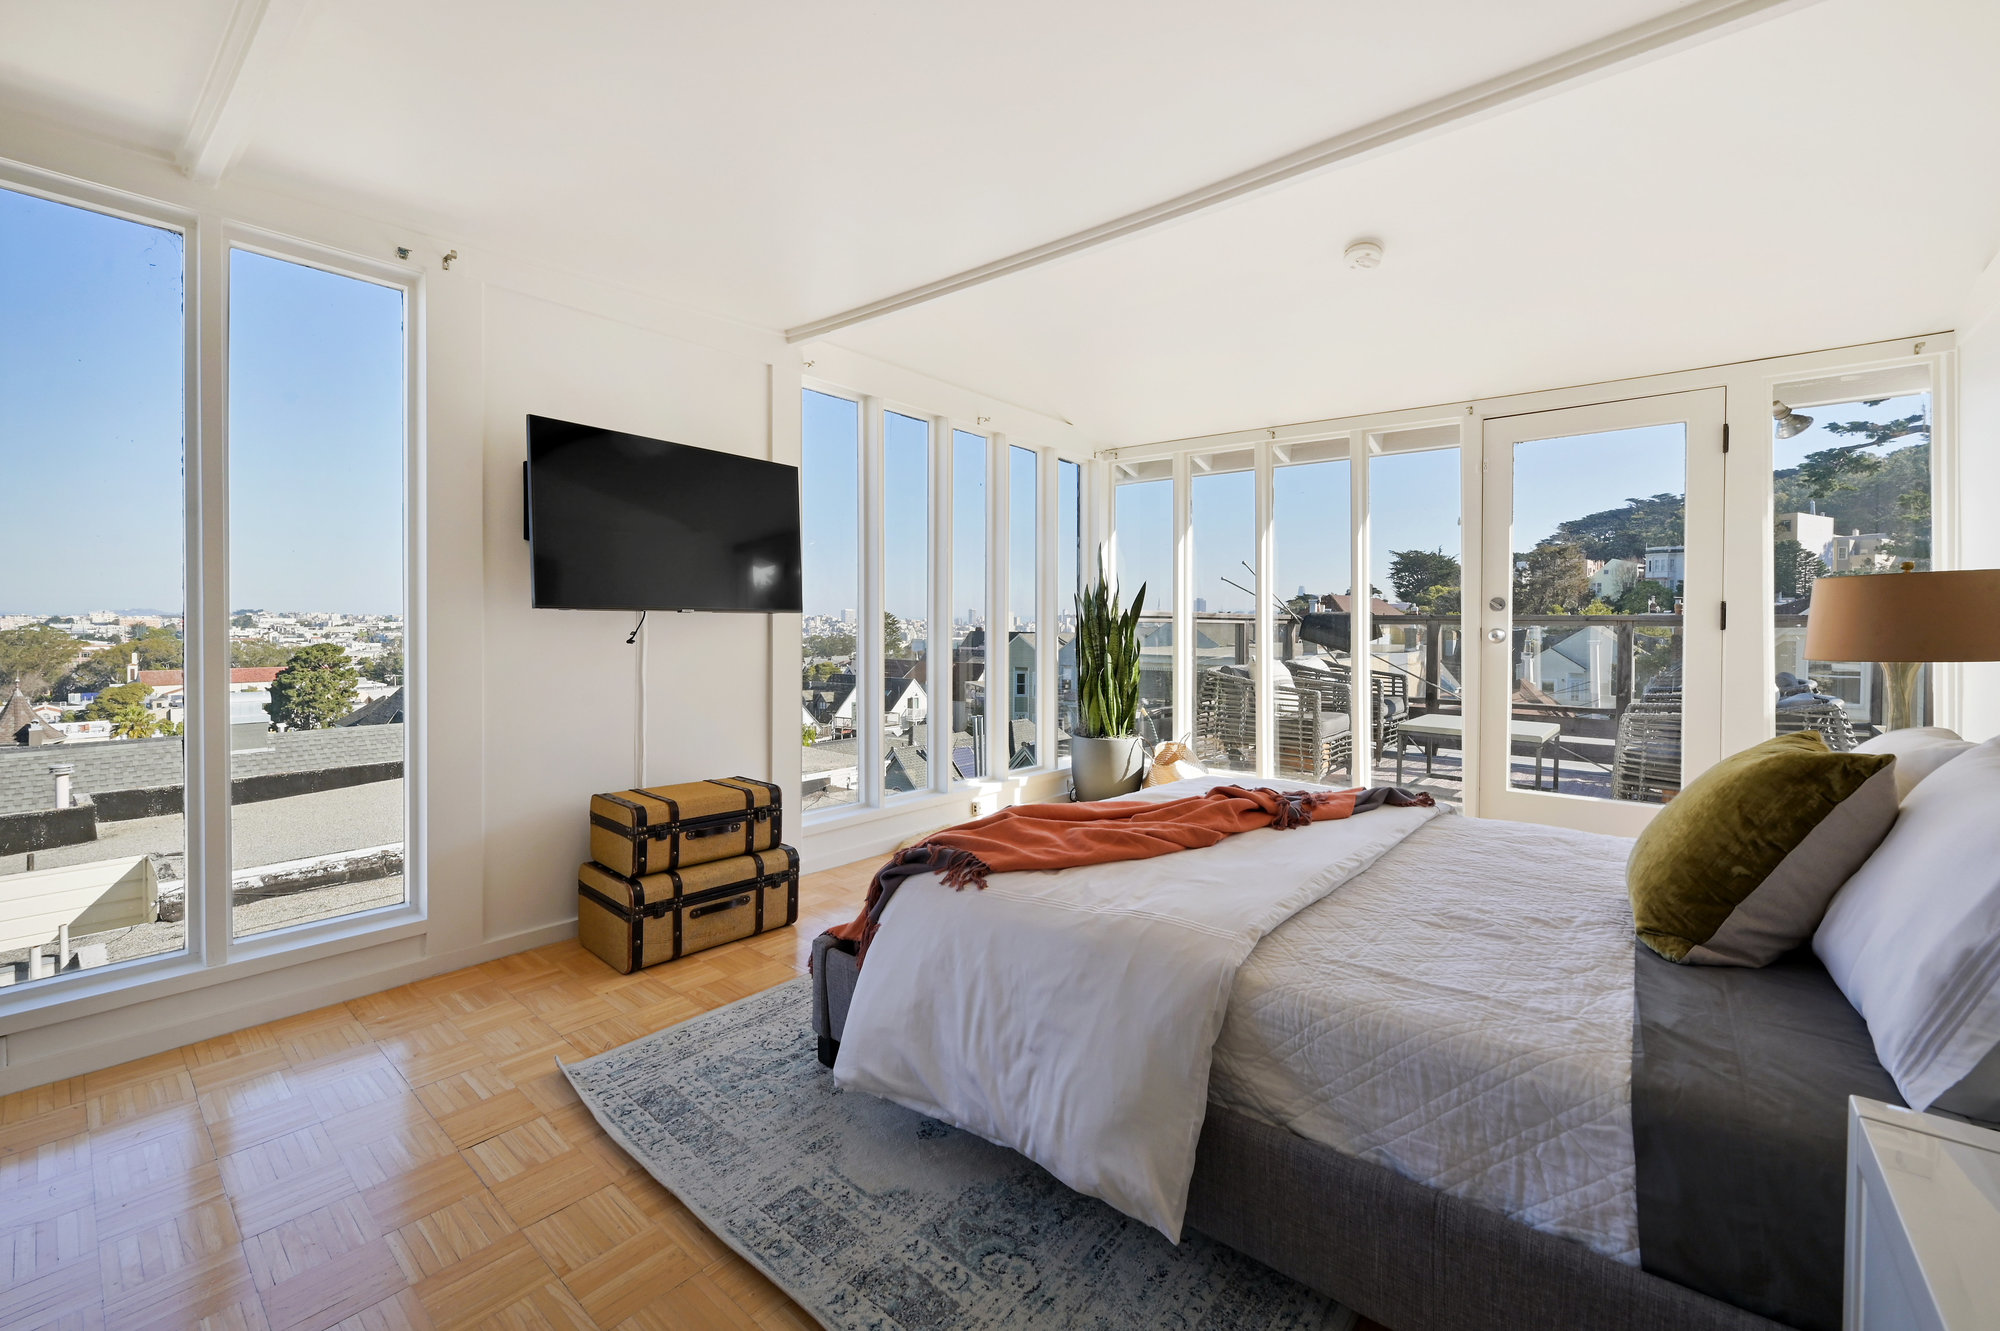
left=576, top=846, right=799, bottom=974
left=588, top=776, right=781, bottom=878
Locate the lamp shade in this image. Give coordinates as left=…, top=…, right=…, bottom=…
left=1803, top=569, right=2000, bottom=663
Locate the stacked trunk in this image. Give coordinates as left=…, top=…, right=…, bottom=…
left=576, top=776, right=797, bottom=974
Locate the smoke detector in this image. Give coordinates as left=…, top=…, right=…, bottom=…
left=1344, top=239, right=1384, bottom=269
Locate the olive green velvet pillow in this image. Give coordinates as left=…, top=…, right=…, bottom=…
left=1628, top=731, right=1898, bottom=966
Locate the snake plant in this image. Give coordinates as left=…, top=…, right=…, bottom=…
left=1073, top=552, right=1146, bottom=738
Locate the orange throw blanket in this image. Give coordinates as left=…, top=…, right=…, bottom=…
left=829, top=784, right=1433, bottom=965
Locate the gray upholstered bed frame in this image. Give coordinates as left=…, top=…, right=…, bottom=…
left=809, top=932, right=1783, bottom=1331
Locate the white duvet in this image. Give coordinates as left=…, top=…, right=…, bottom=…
left=1210, top=812, right=1641, bottom=1263
left=833, top=775, right=1442, bottom=1239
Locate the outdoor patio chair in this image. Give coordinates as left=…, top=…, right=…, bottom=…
left=1776, top=696, right=1860, bottom=752
left=1611, top=698, right=1683, bottom=803
left=1193, top=668, right=1350, bottom=780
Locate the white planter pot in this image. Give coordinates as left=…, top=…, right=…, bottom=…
left=1071, top=734, right=1146, bottom=802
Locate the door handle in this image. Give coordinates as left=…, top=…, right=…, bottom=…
left=1487, top=628, right=1507, bottom=643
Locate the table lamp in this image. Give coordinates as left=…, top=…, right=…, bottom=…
left=1803, top=565, right=2000, bottom=733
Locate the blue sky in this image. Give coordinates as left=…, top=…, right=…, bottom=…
left=1, top=186, right=406, bottom=617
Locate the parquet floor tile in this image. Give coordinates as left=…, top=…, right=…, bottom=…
left=0, top=861, right=908, bottom=1330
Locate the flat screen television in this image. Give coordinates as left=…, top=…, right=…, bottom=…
left=526, top=415, right=802, bottom=613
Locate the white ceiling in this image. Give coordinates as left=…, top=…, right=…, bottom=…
left=2, top=0, right=1996, bottom=444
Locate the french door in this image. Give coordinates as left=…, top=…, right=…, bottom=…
left=1477, top=389, right=1725, bottom=834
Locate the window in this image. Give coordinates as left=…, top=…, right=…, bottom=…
left=1190, top=449, right=1257, bottom=773
left=0, top=186, right=188, bottom=988
left=800, top=390, right=861, bottom=810
left=1369, top=436, right=1462, bottom=804
left=882, top=410, right=930, bottom=797
left=228, top=249, right=408, bottom=936
left=1272, top=441, right=1353, bottom=784
left=1114, top=468, right=1174, bottom=745
left=951, top=429, right=988, bottom=779
left=0, top=183, right=420, bottom=999
left=1008, top=445, right=1039, bottom=769
left=1771, top=379, right=1933, bottom=740
left=1057, top=459, right=1081, bottom=761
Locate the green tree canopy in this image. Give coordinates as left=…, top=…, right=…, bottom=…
left=1613, top=579, right=1678, bottom=615
left=1548, top=493, right=1685, bottom=562
left=883, top=613, right=908, bottom=659
left=0, top=624, right=83, bottom=701
left=78, top=681, right=154, bottom=720
left=267, top=642, right=360, bottom=731
left=1387, top=549, right=1460, bottom=604
left=361, top=647, right=404, bottom=686
left=1513, top=543, right=1591, bottom=615
left=109, top=704, right=158, bottom=740
left=232, top=639, right=298, bottom=669
left=805, top=631, right=856, bottom=661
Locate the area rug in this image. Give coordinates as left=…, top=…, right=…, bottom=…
left=563, top=976, right=1355, bottom=1331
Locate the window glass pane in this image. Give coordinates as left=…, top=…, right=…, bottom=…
left=800, top=390, right=861, bottom=810
left=1370, top=443, right=1463, bottom=806
left=1008, top=446, right=1039, bottom=770
left=1113, top=477, right=1174, bottom=746
left=1, top=188, right=187, bottom=985
left=1772, top=388, right=1931, bottom=742
left=1190, top=451, right=1257, bottom=774
left=883, top=411, right=930, bottom=797
left=228, top=250, right=407, bottom=936
left=1507, top=425, right=1683, bottom=805
left=951, top=430, right=988, bottom=780
left=1272, top=452, right=1353, bottom=784
left=1057, top=459, right=1080, bottom=764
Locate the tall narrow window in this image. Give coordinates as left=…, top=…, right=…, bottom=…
left=801, top=390, right=861, bottom=810
left=1113, top=467, right=1174, bottom=745
left=883, top=411, right=930, bottom=796
left=1190, top=448, right=1257, bottom=773
left=1272, top=442, right=1353, bottom=784
left=1057, top=459, right=1081, bottom=762
left=1771, top=382, right=1932, bottom=740
left=951, top=430, right=988, bottom=780
left=228, top=250, right=408, bottom=936
left=1370, top=437, right=1463, bottom=805
left=0, top=187, right=187, bottom=985
left=1008, top=446, right=1039, bottom=769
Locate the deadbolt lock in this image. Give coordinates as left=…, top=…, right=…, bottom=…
left=1488, top=597, right=1506, bottom=612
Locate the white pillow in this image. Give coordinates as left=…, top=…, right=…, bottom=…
left=1854, top=726, right=1975, bottom=802
left=1815, top=735, right=2000, bottom=1115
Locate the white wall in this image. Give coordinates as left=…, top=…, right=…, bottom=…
left=0, top=119, right=803, bottom=1090
left=1955, top=251, right=2000, bottom=742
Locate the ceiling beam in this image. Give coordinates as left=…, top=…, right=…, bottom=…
left=785, top=0, right=1821, bottom=345
left=179, top=0, right=312, bottom=185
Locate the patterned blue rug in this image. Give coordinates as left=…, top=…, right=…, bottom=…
left=564, top=977, right=1354, bottom=1331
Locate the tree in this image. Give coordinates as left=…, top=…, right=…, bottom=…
left=231, top=613, right=256, bottom=630
left=883, top=613, right=908, bottom=659
left=1549, top=493, right=1685, bottom=562
left=1513, top=543, right=1591, bottom=615
left=1822, top=412, right=1928, bottom=450
left=0, top=624, right=83, bottom=701
left=801, top=724, right=818, bottom=747
left=266, top=642, right=360, bottom=731
left=1387, top=549, right=1460, bottom=605
left=804, top=631, right=855, bottom=661
left=1773, top=538, right=1829, bottom=600
left=78, top=681, right=154, bottom=720
left=1415, top=584, right=1462, bottom=616
left=1796, top=445, right=1884, bottom=500
left=361, top=647, right=404, bottom=685
left=1613, top=579, right=1677, bottom=615
left=232, top=639, right=297, bottom=669
left=109, top=704, right=157, bottom=740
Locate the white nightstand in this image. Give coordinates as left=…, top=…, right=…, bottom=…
left=1846, top=1097, right=2000, bottom=1330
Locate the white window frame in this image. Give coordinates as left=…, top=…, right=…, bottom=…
left=0, top=164, right=426, bottom=1027
left=800, top=381, right=1092, bottom=829
left=1101, top=334, right=1954, bottom=826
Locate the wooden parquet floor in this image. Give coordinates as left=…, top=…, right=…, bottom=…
left=0, top=858, right=878, bottom=1331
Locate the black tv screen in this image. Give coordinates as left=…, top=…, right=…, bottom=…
left=527, top=415, right=802, bottom=613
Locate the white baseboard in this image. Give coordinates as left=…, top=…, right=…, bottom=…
left=0, top=918, right=578, bottom=1094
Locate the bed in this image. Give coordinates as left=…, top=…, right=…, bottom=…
left=811, top=787, right=1905, bottom=1331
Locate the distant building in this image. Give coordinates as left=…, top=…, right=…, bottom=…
left=1775, top=511, right=1835, bottom=565
left=1588, top=558, right=1641, bottom=601
left=1828, top=529, right=1893, bottom=574
left=1643, top=546, right=1686, bottom=592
